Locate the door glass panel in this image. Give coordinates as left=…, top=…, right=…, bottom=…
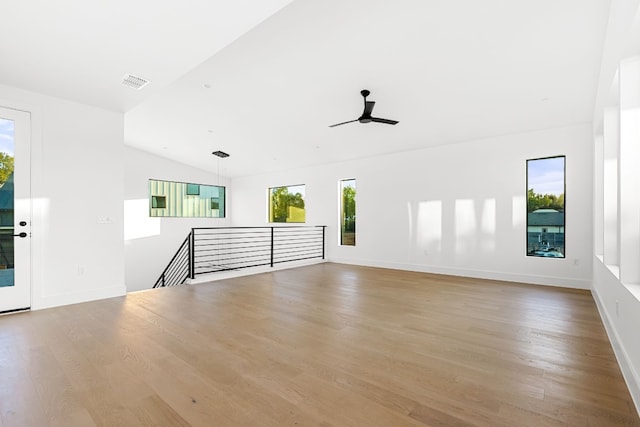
left=0, top=118, right=15, bottom=286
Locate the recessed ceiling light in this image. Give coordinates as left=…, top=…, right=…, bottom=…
left=208, top=129, right=214, bottom=133
left=212, top=150, right=229, bottom=158
left=204, top=84, right=212, bottom=89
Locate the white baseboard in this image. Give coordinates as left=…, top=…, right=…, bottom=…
left=591, top=286, right=640, bottom=418
left=32, top=285, right=126, bottom=310
left=328, top=257, right=591, bottom=289
left=188, top=258, right=327, bottom=285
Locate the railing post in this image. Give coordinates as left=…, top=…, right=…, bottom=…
left=322, top=226, right=325, bottom=260
left=162, top=274, right=165, bottom=287
left=190, top=229, right=195, bottom=279
left=270, top=227, right=274, bottom=267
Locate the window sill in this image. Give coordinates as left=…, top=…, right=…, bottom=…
left=607, top=263, right=620, bottom=279
left=622, top=282, right=640, bottom=302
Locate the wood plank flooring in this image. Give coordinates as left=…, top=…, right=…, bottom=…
left=0, top=263, right=638, bottom=426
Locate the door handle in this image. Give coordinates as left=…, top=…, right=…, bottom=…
left=13, top=232, right=27, bottom=238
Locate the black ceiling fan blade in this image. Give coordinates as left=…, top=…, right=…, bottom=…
left=363, top=101, right=375, bottom=116
left=371, top=117, right=399, bottom=125
left=329, top=119, right=358, bottom=128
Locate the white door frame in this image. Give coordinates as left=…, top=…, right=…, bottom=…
left=0, top=106, right=31, bottom=313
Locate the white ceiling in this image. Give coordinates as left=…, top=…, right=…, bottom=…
left=2, top=0, right=611, bottom=178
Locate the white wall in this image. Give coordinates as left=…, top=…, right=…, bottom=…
left=591, top=0, right=640, bottom=413
left=593, top=263, right=640, bottom=411
left=0, top=84, right=126, bottom=309
left=124, top=146, right=231, bottom=291
left=232, top=123, right=593, bottom=289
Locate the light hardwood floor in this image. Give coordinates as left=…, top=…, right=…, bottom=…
left=0, top=263, right=638, bottom=426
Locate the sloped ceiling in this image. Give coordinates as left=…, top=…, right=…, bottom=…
left=1, top=0, right=611, bottom=178
left=0, top=0, right=295, bottom=111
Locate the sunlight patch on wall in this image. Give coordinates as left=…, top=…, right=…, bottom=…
left=455, top=199, right=476, bottom=255
left=512, top=196, right=526, bottom=229
left=407, top=202, right=414, bottom=242
left=480, top=198, right=496, bottom=253
left=124, top=199, right=161, bottom=241
left=417, top=200, right=442, bottom=254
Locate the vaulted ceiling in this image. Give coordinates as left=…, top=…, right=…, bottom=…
left=1, top=0, right=611, bottom=177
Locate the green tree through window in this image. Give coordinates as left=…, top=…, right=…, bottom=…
left=269, top=185, right=305, bottom=223
left=340, top=179, right=356, bottom=246
left=527, top=189, right=564, bottom=213
left=0, top=152, right=14, bottom=185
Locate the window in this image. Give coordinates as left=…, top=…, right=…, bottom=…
left=151, top=195, right=166, bottom=209
left=526, top=156, right=565, bottom=258
left=149, top=179, right=225, bottom=217
left=340, top=179, right=356, bottom=246
left=269, top=184, right=305, bottom=223
left=186, top=183, right=200, bottom=195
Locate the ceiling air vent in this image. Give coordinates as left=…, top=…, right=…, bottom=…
left=212, top=151, right=230, bottom=158
left=121, top=74, right=150, bottom=90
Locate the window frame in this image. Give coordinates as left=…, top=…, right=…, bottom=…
left=149, top=178, right=226, bottom=218
left=151, top=195, right=167, bottom=209
left=526, top=155, right=566, bottom=259
left=268, top=184, right=306, bottom=223
left=339, top=178, right=356, bottom=246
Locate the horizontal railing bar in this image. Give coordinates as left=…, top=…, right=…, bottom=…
left=196, top=248, right=271, bottom=256
left=193, top=226, right=325, bottom=231
left=274, top=244, right=323, bottom=252
left=195, top=261, right=271, bottom=270
left=274, top=236, right=323, bottom=239
left=195, top=259, right=271, bottom=267
left=274, top=236, right=322, bottom=239
left=156, top=226, right=326, bottom=288
left=194, top=250, right=271, bottom=258
left=195, top=260, right=271, bottom=270
left=274, top=249, right=323, bottom=256
left=274, top=253, right=322, bottom=261
left=274, top=240, right=323, bottom=246
left=196, top=240, right=273, bottom=246
left=196, top=262, right=273, bottom=275
left=196, top=236, right=271, bottom=245
left=195, top=254, right=272, bottom=264
left=195, top=231, right=272, bottom=237
left=195, top=251, right=271, bottom=260
left=195, top=235, right=271, bottom=241
left=273, top=255, right=325, bottom=265
left=195, top=232, right=323, bottom=238
left=195, top=241, right=272, bottom=249
left=194, top=255, right=271, bottom=263
left=273, top=230, right=323, bottom=234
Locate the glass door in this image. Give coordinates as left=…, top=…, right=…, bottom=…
left=0, top=106, right=31, bottom=313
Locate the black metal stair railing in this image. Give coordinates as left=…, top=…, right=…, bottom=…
left=153, top=233, right=191, bottom=288
left=154, top=226, right=326, bottom=288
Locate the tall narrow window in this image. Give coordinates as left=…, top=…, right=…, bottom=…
left=340, top=179, right=356, bottom=246
left=526, top=156, right=565, bottom=258
left=269, top=184, right=305, bottom=223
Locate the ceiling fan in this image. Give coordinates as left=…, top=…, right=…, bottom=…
left=329, top=89, right=399, bottom=128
